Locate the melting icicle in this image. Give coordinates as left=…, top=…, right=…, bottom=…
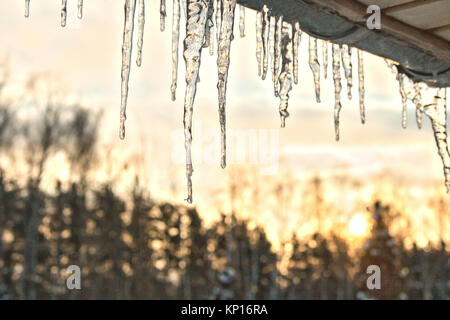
left=119, top=0, right=137, bottom=140
left=278, top=22, right=293, bottom=128
left=136, top=0, right=145, bottom=67
left=217, top=0, right=237, bottom=169
left=239, top=4, right=245, bottom=37
left=160, top=0, right=166, bottom=31
left=269, top=16, right=276, bottom=85
left=398, top=73, right=408, bottom=129
left=322, top=40, right=328, bottom=79
left=308, top=36, right=320, bottom=103
left=215, top=0, right=222, bottom=46
left=341, top=44, right=353, bottom=100
left=422, top=88, right=450, bottom=193
left=78, top=0, right=83, bottom=19
left=261, top=5, right=270, bottom=80
left=25, top=0, right=30, bottom=18
left=204, top=0, right=214, bottom=56
left=332, top=43, right=342, bottom=141
left=61, top=0, right=67, bottom=27
left=183, top=0, right=210, bottom=203
left=255, top=11, right=263, bottom=78
left=171, top=0, right=181, bottom=101
left=293, top=22, right=301, bottom=85
left=358, top=50, right=365, bottom=124
left=414, top=83, right=423, bottom=129
left=273, top=15, right=283, bottom=97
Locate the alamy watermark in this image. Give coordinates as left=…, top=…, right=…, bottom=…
left=366, top=5, right=381, bottom=30
left=366, top=265, right=381, bottom=290
left=171, top=122, right=280, bottom=175
left=66, top=265, right=81, bottom=290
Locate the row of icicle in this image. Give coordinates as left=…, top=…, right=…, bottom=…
left=23, top=0, right=449, bottom=200
left=25, top=0, right=84, bottom=22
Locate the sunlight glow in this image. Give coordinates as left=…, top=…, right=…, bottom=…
left=348, top=214, right=368, bottom=237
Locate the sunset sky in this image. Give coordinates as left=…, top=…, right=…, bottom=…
left=0, top=0, right=448, bottom=245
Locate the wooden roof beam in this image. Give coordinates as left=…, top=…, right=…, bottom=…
left=298, top=0, right=450, bottom=63
left=383, top=0, right=443, bottom=15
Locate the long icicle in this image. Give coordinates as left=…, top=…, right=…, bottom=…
left=269, top=16, right=276, bottom=85
left=273, top=15, right=283, bottom=97
left=308, top=36, right=320, bottom=103
left=217, top=0, right=237, bottom=169
left=398, top=73, right=408, bottom=129
left=278, top=22, right=293, bottom=128
left=208, top=2, right=214, bottom=56
left=261, top=5, right=270, bottom=80
left=332, top=43, right=342, bottom=141
left=414, top=83, right=423, bottom=129
left=293, top=22, right=301, bottom=85
left=160, top=0, right=166, bottom=31
left=341, top=44, right=353, bottom=100
left=322, top=40, right=328, bottom=79
left=204, top=0, right=214, bottom=56
left=61, top=0, right=67, bottom=27
left=78, top=0, right=83, bottom=19
left=215, top=0, right=222, bottom=46
left=358, top=49, right=365, bottom=124
left=183, top=0, right=210, bottom=203
left=119, top=0, right=137, bottom=140
left=255, top=11, right=263, bottom=78
left=422, top=88, right=450, bottom=193
left=239, top=4, right=245, bottom=37
left=136, top=0, right=145, bottom=67
left=171, top=0, right=181, bottom=101
left=25, top=0, right=30, bottom=18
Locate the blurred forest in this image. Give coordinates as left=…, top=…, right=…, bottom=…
left=0, top=66, right=448, bottom=300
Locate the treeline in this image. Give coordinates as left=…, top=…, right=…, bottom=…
left=0, top=177, right=448, bottom=300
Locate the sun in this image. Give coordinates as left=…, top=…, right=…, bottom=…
left=348, top=213, right=369, bottom=237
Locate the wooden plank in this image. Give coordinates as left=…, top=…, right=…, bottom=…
left=357, top=0, right=414, bottom=10
left=299, top=0, right=450, bottom=63
left=384, top=0, right=450, bottom=30
left=383, top=0, right=443, bottom=14
left=432, top=27, right=450, bottom=42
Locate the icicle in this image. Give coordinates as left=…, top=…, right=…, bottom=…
left=160, top=0, right=166, bottom=31
left=261, top=5, right=270, bottom=80
left=255, top=11, right=263, bottom=78
left=119, top=0, right=137, bottom=140
left=422, top=88, right=450, bottom=193
left=78, top=0, right=83, bottom=19
left=341, top=44, right=353, bottom=100
left=208, top=3, right=214, bottom=56
left=332, top=43, right=342, bottom=141
left=239, top=4, right=245, bottom=37
left=293, top=22, right=302, bottom=85
left=398, top=73, right=408, bottom=129
left=269, top=16, right=276, bottom=85
left=204, top=0, right=214, bottom=56
left=24, top=0, right=30, bottom=18
left=183, top=0, right=210, bottom=203
left=322, top=40, right=328, bottom=79
left=171, top=0, right=181, bottom=101
left=308, top=36, right=320, bottom=103
left=61, top=0, right=67, bottom=27
left=215, top=0, right=222, bottom=46
left=217, top=0, right=237, bottom=169
left=414, top=83, right=423, bottom=129
left=278, top=23, right=293, bottom=128
left=358, top=50, right=365, bottom=124
left=273, top=15, right=283, bottom=97
left=136, top=0, right=145, bottom=67
left=182, top=0, right=187, bottom=18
